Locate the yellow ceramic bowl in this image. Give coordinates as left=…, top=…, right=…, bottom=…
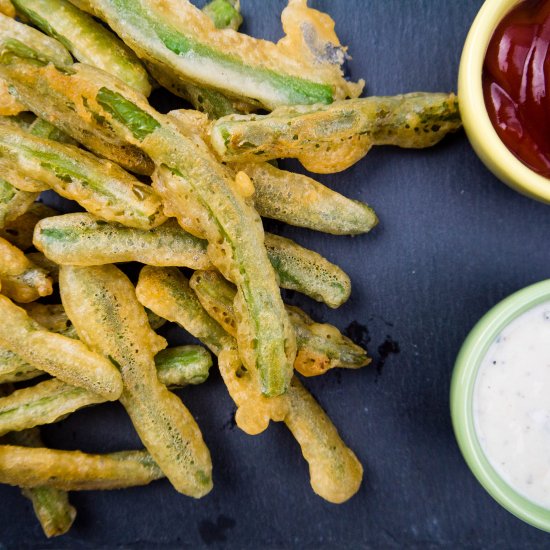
left=458, top=0, right=550, bottom=204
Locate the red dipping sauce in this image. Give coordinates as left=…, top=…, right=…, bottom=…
left=483, top=0, right=550, bottom=177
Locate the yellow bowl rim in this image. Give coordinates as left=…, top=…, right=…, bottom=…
left=458, top=0, right=550, bottom=203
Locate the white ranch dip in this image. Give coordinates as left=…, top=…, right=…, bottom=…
left=474, top=300, right=550, bottom=508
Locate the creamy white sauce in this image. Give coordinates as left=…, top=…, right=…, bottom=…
left=474, top=300, right=550, bottom=508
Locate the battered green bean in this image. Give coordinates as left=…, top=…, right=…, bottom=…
left=135, top=266, right=363, bottom=503
left=146, top=0, right=253, bottom=119
left=21, top=303, right=72, bottom=335
left=0, top=123, right=166, bottom=229
left=169, top=109, right=378, bottom=234
left=21, top=483, right=75, bottom=538
left=0, top=236, right=52, bottom=302
left=0, top=446, right=164, bottom=490
left=0, top=378, right=103, bottom=434
left=237, top=162, right=378, bottom=235
left=0, top=294, right=123, bottom=399
left=83, top=0, right=362, bottom=110
left=27, top=117, right=77, bottom=145
left=0, top=346, right=212, bottom=433
left=154, top=346, right=212, bottom=388
left=0, top=12, right=73, bottom=67
left=33, top=212, right=349, bottom=307
left=0, top=302, right=167, bottom=383
left=34, top=214, right=210, bottom=269
left=0, top=79, right=25, bottom=115
left=190, top=270, right=369, bottom=376
left=0, top=178, right=37, bottom=229
left=203, top=0, right=242, bottom=30
left=12, top=0, right=151, bottom=96
left=60, top=264, right=212, bottom=497
left=211, top=93, right=462, bottom=173
left=0, top=349, right=39, bottom=383
left=0, top=0, right=14, bottom=17
left=0, top=55, right=154, bottom=176
left=0, top=54, right=295, bottom=395
left=0, top=422, right=77, bottom=538
left=265, top=233, right=350, bottom=308
left=136, top=266, right=234, bottom=357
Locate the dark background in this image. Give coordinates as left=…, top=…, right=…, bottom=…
left=2, top=1, right=550, bottom=548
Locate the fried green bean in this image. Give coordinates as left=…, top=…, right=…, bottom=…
left=0, top=55, right=295, bottom=395
left=0, top=12, right=73, bottom=67
left=135, top=266, right=363, bottom=503
left=0, top=302, right=168, bottom=385
left=84, top=0, right=362, bottom=110
left=0, top=446, right=164, bottom=490
left=0, top=345, right=212, bottom=433
left=0, top=0, right=14, bottom=17
left=146, top=0, right=252, bottom=119
left=154, top=346, right=212, bottom=388
left=0, top=123, right=166, bottom=229
left=0, top=79, right=25, bottom=115
left=0, top=378, right=103, bottom=434
left=190, top=270, right=369, bottom=376
left=0, top=202, right=58, bottom=250
left=211, top=92, right=462, bottom=173
left=0, top=349, right=40, bottom=383
left=12, top=0, right=151, bottom=97
left=0, top=294, right=122, bottom=399
left=0, top=178, right=37, bottom=229
left=147, top=20, right=251, bottom=119
left=0, top=422, right=77, bottom=538
left=136, top=266, right=234, bottom=357
left=0, top=236, right=52, bottom=302
left=27, top=117, right=77, bottom=145
left=60, top=264, right=212, bottom=497
left=34, top=214, right=210, bottom=269
left=0, top=53, right=153, bottom=176
left=21, top=483, right=75, bottom=538
left=219, top=349, right=363, bottom=503
left=203, top=0, right=242, bottom=30
left=169, top=109, right=378, bottom=234
left=22, top=484, right=75, bottom=537
left=33, top=212, right=348, bottom=307
left=237, top=162, right=378, bottom=235
left=0, top=55, right=296, bottom=397
left=265, top=233, right=350, bottom=308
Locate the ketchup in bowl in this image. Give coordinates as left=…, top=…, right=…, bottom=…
left=483, top=0, right=550, bottom=177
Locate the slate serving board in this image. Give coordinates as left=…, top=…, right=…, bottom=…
left=2, top=1, right=550, bottom=548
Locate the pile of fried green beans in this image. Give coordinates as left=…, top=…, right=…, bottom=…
left=0, top=0, right=461, bottom=538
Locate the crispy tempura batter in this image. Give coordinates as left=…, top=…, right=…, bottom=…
left=0, top=236, right=52, bottom=302
left=0, top=123, right=166, bottom=229
left=136, top=266, right=364, bottom=503
left=0, top=294, right=123, bottom=399
left=0, top=446, right=164, bottom=490
left=211, top=93, right=461, bottom=173
left=190, top=270, right=369, bottom=377
left=60, top=264, right=213, bottom=497
left=86, top=0, right=363, bottom=110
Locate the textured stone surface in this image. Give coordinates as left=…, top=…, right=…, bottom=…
left=2, top=1, right=550, bottom=548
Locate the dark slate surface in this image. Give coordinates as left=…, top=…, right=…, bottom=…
left=1, top=1, right=550, bottom=548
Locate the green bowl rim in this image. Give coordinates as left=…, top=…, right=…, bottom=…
left=451, top=279, right=550, bottom=532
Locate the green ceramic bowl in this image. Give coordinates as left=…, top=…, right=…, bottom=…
left=451, top=279, right=550, bottom=531
left=458, top=0, right=550, bottom=204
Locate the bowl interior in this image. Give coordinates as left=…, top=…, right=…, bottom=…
left=458, top=0, right=550, bottom=203
left=451, top=279, right=550, bottom=532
